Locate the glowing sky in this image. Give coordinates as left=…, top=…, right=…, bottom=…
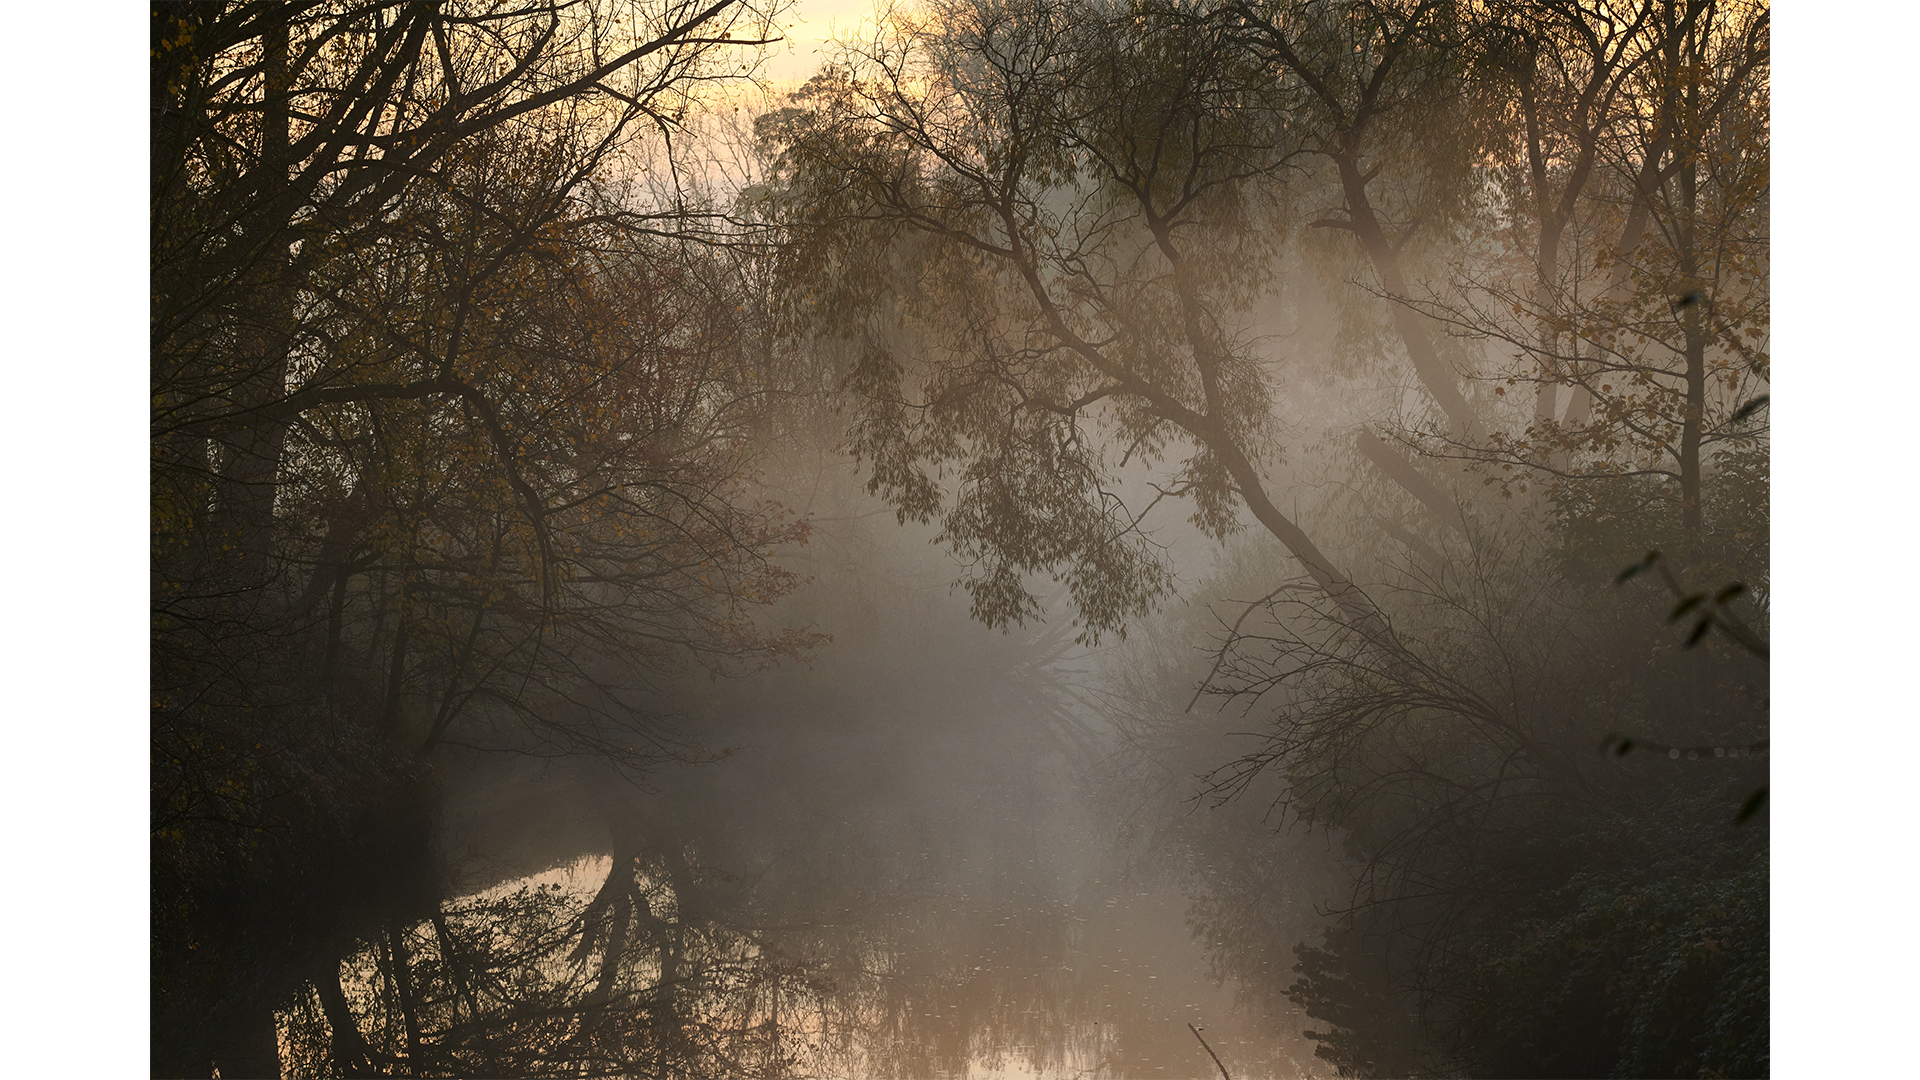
left=759, top=0, right=891, bottom=83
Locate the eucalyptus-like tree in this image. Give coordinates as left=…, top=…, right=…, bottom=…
left=759, top=0, right=1398, bottom=635
left=757, top=1, right=1768, bottom=1074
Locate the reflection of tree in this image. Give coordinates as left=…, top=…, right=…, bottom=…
left=273, top=821, right=1104, bottom=1079
left=279, top=850, right=836, bottom=1078
left=269, top=554, right=1130, bottom=1079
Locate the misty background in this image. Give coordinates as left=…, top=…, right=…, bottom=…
left=93, top=1, right=1897, bottom=1077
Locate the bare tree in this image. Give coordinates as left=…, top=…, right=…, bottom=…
left=151, top=4, right=820, bottom=1075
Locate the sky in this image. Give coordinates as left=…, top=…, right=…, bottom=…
left=759, top=0, right=892, bottom=83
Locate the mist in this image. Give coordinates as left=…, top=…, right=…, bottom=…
left=424, top=475, right=1323, bottom=1077
left=151, top=2, right=1769, bottom=1078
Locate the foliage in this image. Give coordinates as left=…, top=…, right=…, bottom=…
left=1551, top=439, right=1769, bottom=610
left=1409, top=0, right=1770, bottom=548
left=1182, top=507, right=1767, bottom=1075
left=150, top=0, right=1772, bottom=1074
left=1452, top=851, right=1768, bottom=1079
left=750, top=4, right=1770, bottom=1071
left=756, top=0, right=1392, bottom=639
left=151, top=3, right=817, bottom=1074
left=1282, top=847, right=1767, bottom=1079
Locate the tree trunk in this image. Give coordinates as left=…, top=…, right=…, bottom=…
left=1332, top=145, right=1481, bottom=445
left=387, top=924, right=424, bottom=1071
left=1356, top=432, right=1466, bottom=537
left=1675, top=96, right=1705, bottom=549
left=381, top=591, right=412, bottom=733
left=214, top=6, right=296, bottom=574
left=211, top=1000, right=282, bottom=1080
left=314, top=958, right=375, bottom=1078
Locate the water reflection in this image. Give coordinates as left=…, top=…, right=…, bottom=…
left=278, top=853, right=1304, bottom=1078
left=275, top=594, right=1317, bottom=1078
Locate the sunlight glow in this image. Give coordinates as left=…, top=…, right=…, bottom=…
left=762, top=0, right=892, bottom=83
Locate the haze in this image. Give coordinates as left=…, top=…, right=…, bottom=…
left=150, top=2, right=1771, bottom=1078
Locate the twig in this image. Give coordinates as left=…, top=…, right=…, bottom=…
left=1188, top=1022, right=1232, bottom=1080
left=1186, top=584, right=1309, bottom=713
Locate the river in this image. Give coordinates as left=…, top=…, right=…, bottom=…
left=269, top=552, right=1330, bottom=1078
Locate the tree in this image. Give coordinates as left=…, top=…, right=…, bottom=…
left=151, top=3, right=819, bottom=1074
left=1223, top=0, right=1492, bottom=446
left=1401, top=0, right=1770, bottom=559
left=736, top=3, right=1769, bottom=1072
left=759, top=0, right=1396, bottom=637
left=1182, top=514, right=1768, bottom=1075
left=154, top=0, right=778, bottom=562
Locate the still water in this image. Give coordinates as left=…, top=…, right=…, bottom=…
left=272, top=585, right=1324, bottom=1078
